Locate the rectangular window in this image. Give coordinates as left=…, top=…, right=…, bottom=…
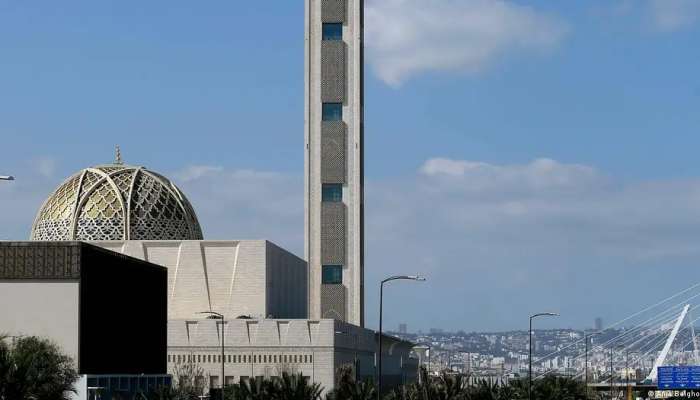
left=322, top=265, right=343, bottom=284
left=322, top=103, right=342, bottom=121
left=322, top=23, right=343, bottom=40
left=322, top=183, right=342, bottom=202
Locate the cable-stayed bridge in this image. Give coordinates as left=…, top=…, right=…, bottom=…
left=530, top=282, right=700, bottom=389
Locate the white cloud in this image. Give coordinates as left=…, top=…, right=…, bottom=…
left=419, top=157, right=600, bottom=191
left=175, top=165, right=224, bottom=182
left=5, top=158, right=700, bottom=330
left=648, top=0, right=700, bottom=32
left=365, top=0, right=568, bottom=86
left=364, top=158, right=700, bottom=329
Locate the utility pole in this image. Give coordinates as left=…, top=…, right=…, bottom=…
left=585, top=332, right=601, bottom=400
left=198, top=311, right=225, bottom=400
left=529, top=312, right=559, bottom=400
left=610, top=347, right=614, bottom=400
left=378, top=275, right=425, bottom=400
left=625, top=349, right=630, bottom=398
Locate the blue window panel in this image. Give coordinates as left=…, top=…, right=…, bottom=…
left=322, top=23, right=343, bottom=40
left=322, top=265, right=343, bottom=284
left=322, top=103, right=342, bottom=121
left=322, top=184, right=342, bottom=202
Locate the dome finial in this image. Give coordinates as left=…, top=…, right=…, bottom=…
left=115, top=145, right=123, bottom=165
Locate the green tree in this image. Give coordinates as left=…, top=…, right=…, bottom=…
left=0, top=335, right=79, bottom=400
left=530, top=375, right=586, bottom=400
left=385, top=369, right=468, bottom=400
left=221, top=373, right=322, bottom=400
left=273, top=372, right=324, bottom=400
left=232, top=376, right=272, bottom=400
left=327, top=365, right=376, bottom=400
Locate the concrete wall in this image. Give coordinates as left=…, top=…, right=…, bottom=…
left=266, top=241, right=308, bottom=319
left=93, top=240, right=307, bottom=320
left=0, top=281, right=79, bottom=361
left=167, top=319, right=420, bottom=395
left=168, top=319, right=342, bottom=393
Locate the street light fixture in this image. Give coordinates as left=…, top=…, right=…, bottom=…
left=0, top=176, right=14, bottom=181
left=378, top=275, right=426, bottom=399
left=413, top=343, right=431, bottom=383
left=528, top=312, right=559, bottom=400
left=197, top=311, right=225, bottom=400
left=585, top=332, right=602, bottom=400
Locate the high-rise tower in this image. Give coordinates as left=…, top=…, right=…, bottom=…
left=305, top=0, right=364, bottom=326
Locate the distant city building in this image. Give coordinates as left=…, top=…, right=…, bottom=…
left=399, top=323, right=408, bottom=334
left=595, top=317, right=603, bottom=331
left=430, top=328, right=444, bottom=334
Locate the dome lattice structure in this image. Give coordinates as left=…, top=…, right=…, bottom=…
left=31, top=164, right=203, bottom=241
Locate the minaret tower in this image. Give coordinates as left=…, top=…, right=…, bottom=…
left=305, top=0, right=364, bottom=326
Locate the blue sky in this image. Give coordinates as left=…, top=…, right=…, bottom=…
left=1, top=0, right=700, bottom=332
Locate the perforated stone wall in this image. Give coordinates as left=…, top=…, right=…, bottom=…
left=321, top=41, right=346, bottom=103
left=321, top=283, right=346, bottom=320
left=322, top=0, right=346, bottom=22
left=321, top=203, right=346, bottom=265
left=321, top=121, right=347, bottom=183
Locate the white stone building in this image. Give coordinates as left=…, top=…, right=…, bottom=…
left=92, top=239, right=307, bottom=320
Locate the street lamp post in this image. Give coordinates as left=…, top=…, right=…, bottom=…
left=425, top=344, right=431, bottom=379
left=528, top=312, right=559, bottom=400
left=378, top=275, right=426, bottom=400
left=585, top=332, right=602, bottom=399
left=625, top=349, right=630, bottom=393
left=609, top=346, right=614, bottom=400
left=197, top=311, right=225, bottom=400
left=414, top=344, right=431, bottom=384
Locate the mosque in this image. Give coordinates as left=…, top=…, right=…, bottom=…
left=2, top=153, right=417, bottom=396
left=0, top=0, right=419, bottom=397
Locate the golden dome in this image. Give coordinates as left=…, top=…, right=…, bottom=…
left=31, top=163, right=203, bottom=241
